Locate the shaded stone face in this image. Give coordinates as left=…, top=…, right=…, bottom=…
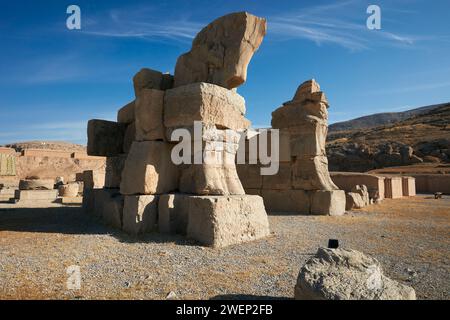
left=173, top=12, right=267, bottom=89
left=87, top=119, right=126, bottom=157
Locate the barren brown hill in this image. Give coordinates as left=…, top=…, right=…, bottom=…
left=3, top=141, right=86, bottom=152
left=327, top=103, right=450, bottom=172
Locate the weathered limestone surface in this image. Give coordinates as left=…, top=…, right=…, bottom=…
left=412, top=174, right=450, bottom=194
left=310, top=190, right=346, bottom=216
left=19, top=179, right=54, bottom=190
left=179, top=164, right=244, bottom=195
left=120, top=141, right=179, bottom=195
left=158, top=194, right=189, bottom=234
left=93, top=188, right=123, bottom=228
left=292, top=156, right=338, bottom=191
left=117, top=101, right=135, bottom=124
left=346, top=192, right=365, bottom=210
left=123, top=195, right=158, bottom=235
left=60, top=196, right=83, bottom=204
left=345, top=185, right=370, bottom=210
left=105, top=155, right=127, bottom=188
left=261, top=189, right=310, bottom=213
left=186, top=195, right=270, bottom=248
left=133, top=68, right=173, bottom=97
left=352, top=185, right=370, bottom=206
left=295, top=248, right=416, bottom=300
left=173, top=12, right=266, bottom=89
left=272, top=80, right=338, bottom=192
left=83, top=170, right=105, bottom=190
left=87, top=119, right=126, bottom=157
left=331, top=172, right=385, bottom=201
left=402, top=177, right=416, bottom=197
left=236, top=164, right=263, bottom=189
left=15, top=189, right=58, bottom=201
left=164, top=82, right=250, bottom=133
left=135, top=89, right=165, bottom=141
left=58, top=183, right=79, bottom=197
left=262, top=162, right=291, bottom=190
left=384, top=177, right=403, bottom=199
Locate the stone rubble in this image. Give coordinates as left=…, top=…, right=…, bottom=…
left=294, top=247, right=416, bottom=300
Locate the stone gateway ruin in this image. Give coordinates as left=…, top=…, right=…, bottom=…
left=84, top=12, right=346, bottom=248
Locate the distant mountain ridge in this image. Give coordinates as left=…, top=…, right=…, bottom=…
left=329, top=103, right=448, bottom=132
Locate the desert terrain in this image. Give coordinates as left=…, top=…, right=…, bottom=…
left=0, top=195, right=448, bottom=300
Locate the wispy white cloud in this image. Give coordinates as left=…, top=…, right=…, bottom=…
left=267, top=0, right=432, bottom=51
left=80, top=6, right=202, bottom=42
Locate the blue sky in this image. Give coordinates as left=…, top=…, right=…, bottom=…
left=0, top=0, right=449, bottom=145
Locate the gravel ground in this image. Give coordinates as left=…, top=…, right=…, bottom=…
left=0, top=195, right=449, bottom=300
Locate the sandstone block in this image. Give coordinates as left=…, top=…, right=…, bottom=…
left=292, top=156, right=338, bottom=191
left=93, top=188, right=123, bottom=228
left=164, top=82, right=250, bottom=132
left=345, top=192, right=365, bottom=210
left=351, top=185, right=370, bottom=206
left=123, top=195, right=158, bottom=235
left=288, top=121, right=327, bottom=157
left=58, top=183, right=79, bottom=197
left=330, top=172, right=385, bottom=201
left=135, top=89, right=165, bottom=141
left=272, top=103, right=328, bottom=130
left=117, top=101, right=135, bottom=124
left=15, top=189, right=58, bottom=201
left=158, top=194, right=189, bottom=234
left=60, top=197, right=83, bottom=204
left=133, top=68, right=173, bottom=97
left=236, top=164, right=262, bottom=189
left=310, top=190, right=346, bottom=216
left=105, top=155, right=127, bottom=188
left=87, top=119, right=126, bottom=157
left=402, top=177, right=416, bottom=197
left=83, top=170, right=105, bottom=190
left=186, top=195, right=270, bottom=248
left=261, top=189, right=310, bottom=214
left=173, top=12, right=266, bottom=89
left=120, top=141, right=179, bottom=195
left=179, top=164, right=244, bottom=195
left=384, top=177, right=403, bottom=199
left=262, top=162, right=291, bottom=190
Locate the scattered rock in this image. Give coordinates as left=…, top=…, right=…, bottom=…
left=294, top=247, right=416, bottom=300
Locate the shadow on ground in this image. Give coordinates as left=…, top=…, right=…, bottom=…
left=0, top=205, right=197, bottom=246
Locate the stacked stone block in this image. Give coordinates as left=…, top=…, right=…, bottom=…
left=237, top=80, right=346, bottom=215
left=83, top=12, right=271, bottom=248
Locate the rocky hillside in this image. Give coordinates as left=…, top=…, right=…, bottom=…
left=329, top=103, right=445, bottom=132
left=327, top=103, right=450, bottom=172
left=3, top=141, right=86, bottom=152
